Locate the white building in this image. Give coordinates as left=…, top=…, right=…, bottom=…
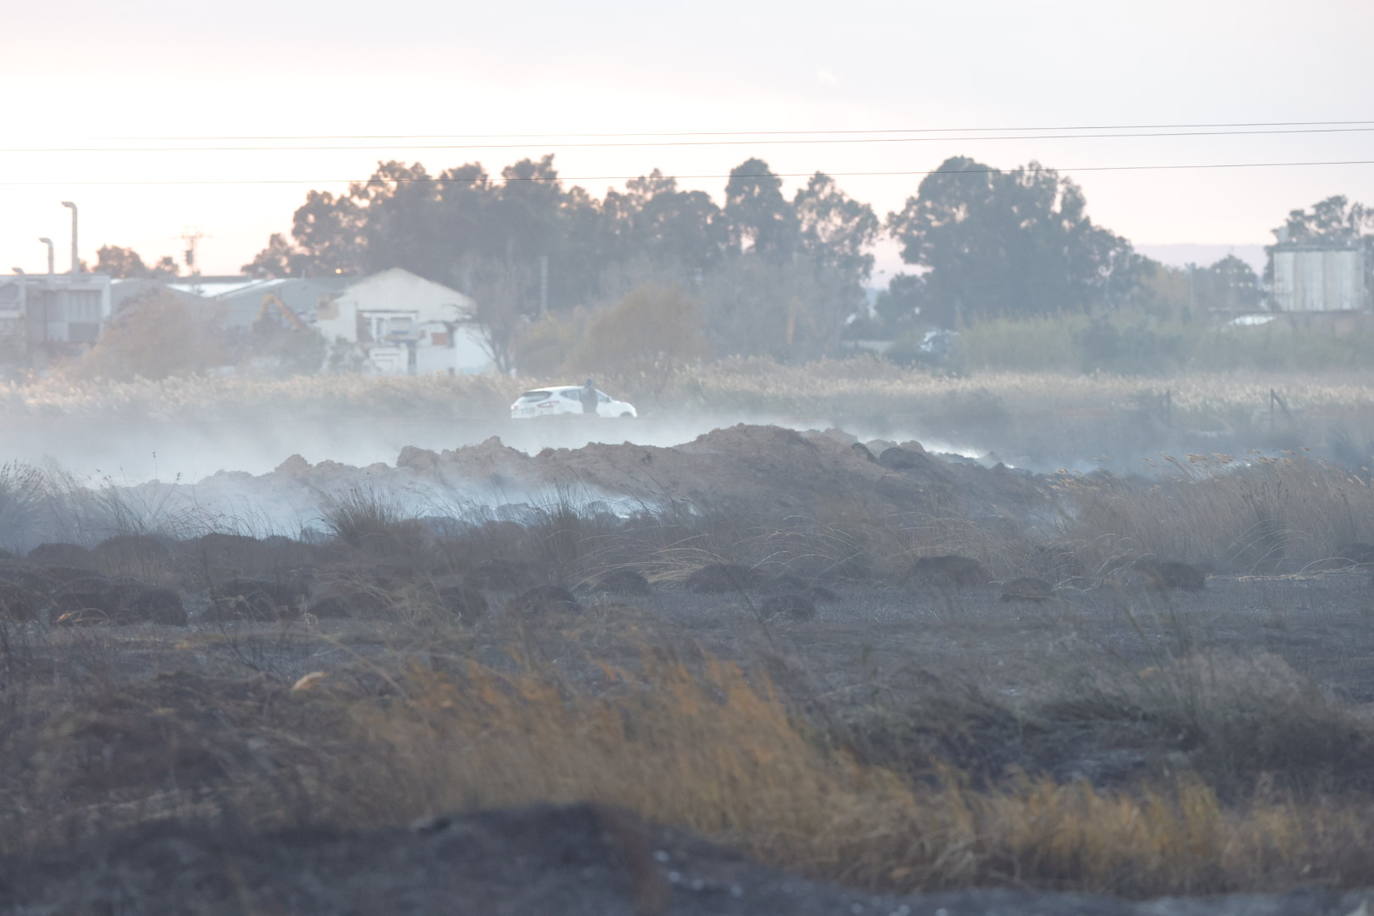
left=314, top=268, right=492, bottom=375
left=0, top=273, right=112, bottom=361
left=1270, top=233, right=1368, bottom=312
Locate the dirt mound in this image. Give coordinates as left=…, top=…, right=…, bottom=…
left=907, top=555, right=992, bottom=588
left=685, top=563, right=764, bottom=594
left=1001, top=576, right=1054, bottom=602
left=92, top=533, right=173, bottom=577
left=379, top=424, right=1051, bottom=526
left=205, top=577, right=309, bottom=622
left=592, top=568, right=652, bottom=596
left=176, top=533, right=319, bottom=586
left=1031, top=543, right=1088, bottom=583
left=759, top=592, right=817, bottom=621
left=766, top=574, right=839, bottom=602
left=429, top=580, right=489, bottom=622
left=51, top=576, right=187, bottom=626
left=139, top=424, right=1052, bottom=555
left=1132, top=559, right=1208, bottom=591
left=0, top=561, right=186, bottom=625
left=878, top=444, right=935, bottom=472
left=507, top=585, right=581, bottom=617
left=469, top=558, right=533, bottom=590
left=313, top=572, right=489, bottom=622
left=26, top=542, right=97, bottom=568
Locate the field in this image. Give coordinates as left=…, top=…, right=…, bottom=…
left=3, top=366, right=1374, bottom=913
left=8, top=358, right=1374, bottom=479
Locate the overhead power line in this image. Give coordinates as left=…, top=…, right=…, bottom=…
left=8, top=125, right=1374, bottom=154
left=81, top=118, right=1374, bottom=141
left=4, top=158, right=1373, bottom=187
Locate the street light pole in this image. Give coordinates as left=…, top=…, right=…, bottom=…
left=61, top=201, right=78, bottom=275
left=38, top=238, right=54, bottom=276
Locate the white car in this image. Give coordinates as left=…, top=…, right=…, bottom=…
left=510, top=385, right=638, bottom=419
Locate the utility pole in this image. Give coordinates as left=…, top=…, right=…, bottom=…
left=61, top=201, right=78, bottom=275
left=181, top=229, right=205, bottom=275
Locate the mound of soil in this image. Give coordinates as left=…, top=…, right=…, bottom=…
left=1001, top=576, right=1054, bottom=602
left=766, top=575, right=839, bottom=603
left=469, top=558, right=532, bottom=591
left=907, top=555, right=992, bottom=588
left=1031, top=543, right=1088, bottom=582
left=92, top=533, right=172, bottom=577
left=176, top=533, right=318, bottom=586
left=877, top=445, right=934, bottom=472
left=0, top=561, right=186, bottom=625
left=434, top=581, right=489, bottom=623
left=205, top=577, right=309, bottom=622
left=357, top=424, right=1050, bottom=528
left=26, top=542, right=97, bottom=568
left=759, top=593, right=817, bottom=621
left=306, top=593, right=362, bottom=618
left=507, top=585, right=581, bottom=617
left=51, top=576, right=187, bottom=626
left=685, top=563, right=764, bottom=594
left=1133, top=559, right=1208, bottom=591
left=593, top=568, right=653, bottom=596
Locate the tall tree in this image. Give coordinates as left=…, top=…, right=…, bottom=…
left=1198, top=255, right=1261, bottom=311
left=723, top=158, right=797, bottom=261
left=244, top=233, right=308, bottom=278
left=95, top=245, right=179, bottom=279
left=289, top=188, right=364, bottom=275
left=1277, top=195, right=1371, bottom=244
left=887, top=157, right=1142, bottom=326
left=605, top=170, right=726, bottom=276
left=793, top=172, right=878, bottom=283
left=94, top=246, right=150, bottom=278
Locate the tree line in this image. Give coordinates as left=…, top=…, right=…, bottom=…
left=95, top=155, right=1372, bottom=368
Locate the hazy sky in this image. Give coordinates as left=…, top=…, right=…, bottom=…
left=3, top=0, right=1372, bottom=278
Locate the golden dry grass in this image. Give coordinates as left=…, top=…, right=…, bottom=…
left=310, top=651, right=1374, bottom=897
left=8, top=358, right=1374, bottom=422
left=1058, top=453, right=1374, bottom=572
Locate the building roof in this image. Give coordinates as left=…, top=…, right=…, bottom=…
left=166, top=275, right=350, bottom=329
left=110, top=278, right=212, bottom=312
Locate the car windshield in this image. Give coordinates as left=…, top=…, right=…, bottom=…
left=518, top=390, right=553, bottom=401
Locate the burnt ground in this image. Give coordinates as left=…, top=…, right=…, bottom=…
left=3, top=802, right=1371, bottom=916
left=5, top=423, right=1374, bottom=912
left=4, top=568, right=1374, bottom=913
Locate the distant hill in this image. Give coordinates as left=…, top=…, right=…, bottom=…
left=1135, top=243, right=1266, bottom=273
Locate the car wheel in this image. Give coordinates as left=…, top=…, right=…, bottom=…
left=620, top=412, right=633, bottom=418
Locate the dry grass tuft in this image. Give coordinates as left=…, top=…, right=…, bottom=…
left=312, top=653, right=1374, bottom=896
left=1060, top=454, right=1374, bottom=573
